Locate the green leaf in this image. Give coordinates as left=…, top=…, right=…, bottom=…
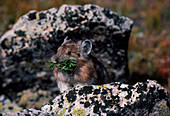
left=48, top=59, right=77, bottom=76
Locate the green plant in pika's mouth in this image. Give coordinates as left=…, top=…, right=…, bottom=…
left=48, top=59, right=77, bottom=76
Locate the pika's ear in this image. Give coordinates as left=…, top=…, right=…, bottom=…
left=62, top=36, right=69, bottom=45
left=81, top=39, right=92, bottom=54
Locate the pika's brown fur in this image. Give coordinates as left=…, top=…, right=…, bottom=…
left=51, top=37, right=110, bottom=92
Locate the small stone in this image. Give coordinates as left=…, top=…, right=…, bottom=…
left=36, top=71, right=47, bottom=78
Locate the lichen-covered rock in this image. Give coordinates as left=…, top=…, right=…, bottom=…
left=0, top=95, right=22, bottom=113
left=2, top=80, right=169, bottom=115
left=17, top=88, right=53, bottom=109
left=0, top=4, right=133, bottom=95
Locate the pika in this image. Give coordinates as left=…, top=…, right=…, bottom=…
left=51, top=37, right=110, bottom=92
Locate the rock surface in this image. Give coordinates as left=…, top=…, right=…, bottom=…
left=2, top=80, right=169, bottom=115
left=0, top=95, right=22, bottom=113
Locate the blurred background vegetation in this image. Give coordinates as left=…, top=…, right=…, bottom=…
left=0, top=0, right=169, bottom=92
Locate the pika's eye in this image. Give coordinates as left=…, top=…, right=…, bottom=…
left=67, top=51, right=71, bottom=55
left=77, top=53, right=81, bottom=57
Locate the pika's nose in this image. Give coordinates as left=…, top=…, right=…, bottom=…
left=55, top=58, right=59, bottom=63
left=51, top=57, right=59, bottom=63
